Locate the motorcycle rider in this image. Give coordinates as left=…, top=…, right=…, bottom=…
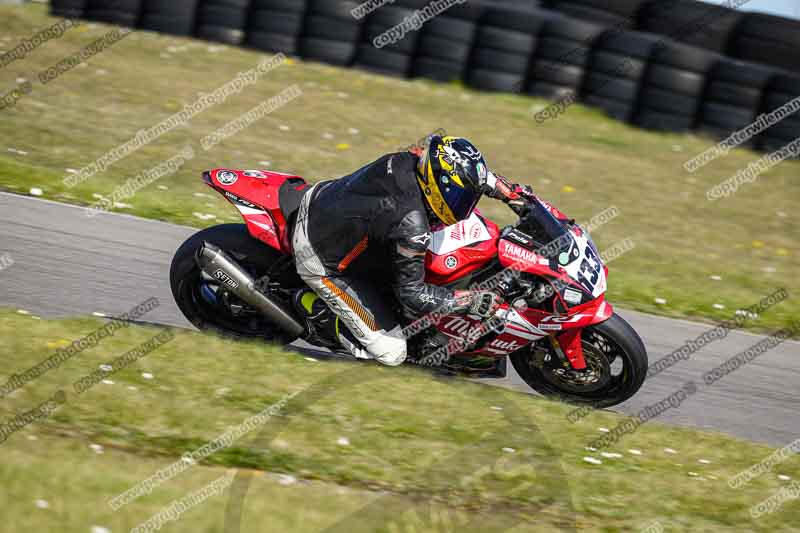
left=291, top=135, right=537, bottom=366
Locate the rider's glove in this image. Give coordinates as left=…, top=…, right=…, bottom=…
left=484, top=173, right=536, bottom=215
left=452, top=290, right=503, bottom=319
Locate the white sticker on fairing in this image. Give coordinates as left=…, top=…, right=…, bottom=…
left=562, top=231, right=607, bottom=298
left=428, top=212, right=491, bottom=255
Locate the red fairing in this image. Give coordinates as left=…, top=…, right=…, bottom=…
left=203, top=168, right=307, bottom=254
left=424, top=212, right=500, bottom=285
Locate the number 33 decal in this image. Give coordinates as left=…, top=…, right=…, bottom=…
left=577, top=245, right=601, bottom=292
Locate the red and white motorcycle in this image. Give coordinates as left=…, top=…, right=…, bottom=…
left=170, top=168, right=648, bottom=407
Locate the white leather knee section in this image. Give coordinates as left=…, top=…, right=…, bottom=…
left=365, top=327, right=407, bottom=367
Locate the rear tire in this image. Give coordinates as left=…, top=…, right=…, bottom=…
left=510, top=313, right=648, bottom=408
left=170, top=224, right=301, bottom=343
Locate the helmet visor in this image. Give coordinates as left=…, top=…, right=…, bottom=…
left=441, top=176, right=480, bottom=222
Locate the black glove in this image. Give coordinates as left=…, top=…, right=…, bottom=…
left=452, top=290, right=503, bottom=319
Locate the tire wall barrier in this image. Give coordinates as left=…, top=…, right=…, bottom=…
left=51, top=0, right=800, bottom=154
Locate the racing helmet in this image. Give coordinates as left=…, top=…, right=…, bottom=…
left=415, top=135, right=489, bottom=226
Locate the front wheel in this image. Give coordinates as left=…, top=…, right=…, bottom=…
left=509, top=313, right=648, bottom=408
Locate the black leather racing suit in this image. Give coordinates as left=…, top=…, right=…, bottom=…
left=301, top=151, right=455, bottom=318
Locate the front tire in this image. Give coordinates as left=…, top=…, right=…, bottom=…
left=509, top=313, right=648, bottom=408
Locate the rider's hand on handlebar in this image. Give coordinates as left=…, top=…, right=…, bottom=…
left=453, top=290, right=503, bottom=319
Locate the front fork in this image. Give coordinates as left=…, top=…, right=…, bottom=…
left=549, top=329, right=587, bottom=370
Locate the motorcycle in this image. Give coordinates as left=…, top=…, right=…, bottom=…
left=170, top=167, right=648, bottom=408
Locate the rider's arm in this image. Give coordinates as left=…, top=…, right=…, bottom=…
left=483, top=172, right=536, bottom=214
left=386, top=210, right=503, bottom=319
left=386, top=209, right=457, bottom=317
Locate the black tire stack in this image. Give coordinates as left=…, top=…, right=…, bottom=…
left=697, top=57, right=776, bottom=147
left=466, top=7, right=551, bottom=93
left=50, top=0, right=88, bottom=18
left=84, top=0, right=141, bottom=27
left=547, top=0, right=646, bottom=30
left=758, top=74, right=800, bottom=153
left=638, top=0, right=743, bottom=54
left=634, top=41, right=719, bottom=132
left=526, top=15, right=602, bottom=100
left=731, top=13, right=800, bottom=73
left=299, top=0, right=364, bottom=66
left=412, top=3, right=485, bottom=83
left=354, top=1, right=427, bottom=78
left=581, top=30, right=661, bottom=122
left=194, top=0, right=252, bottom=45
left=139, top=0, right=199, bottom=36
left=245, top=0, right=307, bottom=55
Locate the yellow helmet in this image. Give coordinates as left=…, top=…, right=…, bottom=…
left=416, top=135, right=489, bottom=226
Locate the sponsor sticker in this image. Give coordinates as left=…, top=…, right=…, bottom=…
left=243, top=170, right=267, bottom=178
left=216, top=170, right=238, bottom=185
left=445, top=255, right=458, bottom=269
left=213, top=269, right=239, bottom=289
left=564, top=288, right=582, bottom=305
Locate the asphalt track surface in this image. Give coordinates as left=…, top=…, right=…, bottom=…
left=1, top=192, right=797, bottom=447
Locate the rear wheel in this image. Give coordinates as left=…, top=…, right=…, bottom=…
left=169, top=224, right=302, bottom=342
left=509, top=313, right=647, bottom=408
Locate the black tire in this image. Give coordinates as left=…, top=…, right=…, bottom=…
left=170, top=224, right=301, bottom=343
left=582, top=73, right=639, bottom=101
left=698, top=102, right=757, bottom=131
left=535, top=37, right=593, bottom=68
left=550, top=3, right=633, bottom=29
left=638, top=0, right=742, bottom=53
left=251, top=0, right=307, bottom=11
left=84, top=11, right=139, bottom=26
left=582, top=94, right=635, bottom=121
left=412, top=56, right=466, bottom=82
left=361, top=8, right=420, bottom=54
left=307, top=0, right=361, bottom=19
left=707, top=80, right=763, bottom=109
left=474, top=25, right=538, bottom=55
left=566, top=0, right=647, bottom=17
left=197, top=25, right=246, bottom=45
left=246, top=32, right=300, bottom=54
left=650, top=41, right=720, bottom=73
left=542, top=15, right=606, bottom=43
left=471, top=48, right=531, bottom=74
left=526, top=80, right=579, bottom=100
left=248, top=10, right=305, bottom=35
left=736, top=12, right=800, bottom=45
left=303, top=15, right=361, bottom=42
left=634, top=109, right=694, bottom=132
left=51, top=0, right=87, bottom=17
left=530, top=61, right=586, bottom=87
left=85, top=0, right=142, bottom=27
left=354, top=45, right=413, bottom=77
left=509, top=313, right=648, bottom=408
left=140, top=0, right=198, bottom=17
left=480, top=6, right=552, bottom=36
left=731, top=35, right=797, bottom=72
left=467, top=68, right=525, bottom=93
left=589, top=50, right=647, bottom=79
left=594, top=29, right=662, bottom=59
left=644, top=64, right=706, bottom=95
left=140, top=15, right=196, bottom=35
left=639, top=86, right=700, bottom=115
left=299, top=38, right=357, bottom=65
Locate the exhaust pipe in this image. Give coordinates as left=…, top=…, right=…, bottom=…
left=196, top=242, right=305, bottom=338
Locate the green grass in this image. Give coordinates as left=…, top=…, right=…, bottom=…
left=0, top=3, right=797, bottom=335
left=1, top=310, right=799, bottom=532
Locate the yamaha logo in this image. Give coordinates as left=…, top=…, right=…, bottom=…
left=445, top=255, right=458, bottom=269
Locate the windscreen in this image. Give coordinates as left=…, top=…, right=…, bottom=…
left=519, top=200, right=574, bottom=262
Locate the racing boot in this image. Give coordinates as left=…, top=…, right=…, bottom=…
left=292, top=289, right=370, bottom=359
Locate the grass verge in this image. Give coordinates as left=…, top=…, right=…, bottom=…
left=1, top=310, right=799, bottom=531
